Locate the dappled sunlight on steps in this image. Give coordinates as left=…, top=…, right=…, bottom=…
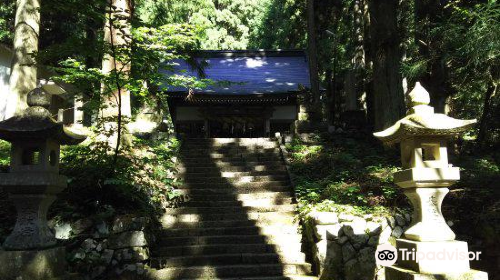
left=145, top=138, right=317, bottom=280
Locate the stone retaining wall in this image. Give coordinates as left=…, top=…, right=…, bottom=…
left=303, top=209, right=411, bottom=280
left=52, top=214, right=155, bottom=279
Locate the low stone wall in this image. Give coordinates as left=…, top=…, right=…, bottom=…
left=52, top=214, right=155, bottom=279
left=303, top=209, right=411, bottom=280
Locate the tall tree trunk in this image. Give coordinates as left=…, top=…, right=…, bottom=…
left=307, top=0, right=321, bottom=117
left=362, top=0, right=374, bottom=129
left=414, top=0, right=451, bottom=113
left=325, top=69, right=334, bottom=124
left=477, top=81, right=497, bottom=146
left=101, top=0, right=133, bottom=161
left=369, top=0, right=405, bottom=130
left=1, top=0, right=40, bottom=120
left=101, top=0, right=132, bottom=119
left=345, top=0, right=366, bottom=112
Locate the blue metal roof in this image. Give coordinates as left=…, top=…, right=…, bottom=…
left=161, top=50, right=311, bottom=95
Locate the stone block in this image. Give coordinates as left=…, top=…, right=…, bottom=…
left=53, top=222, right=72, bottom=240
left=339, top=213, right=356, bottom=222
left=315, top=224, right=342, bottom=241
left=342, top=243, right=356, bottom=262
left=114, top=247, right=150, bottom=262
left=366, top=221, right=382, bottom=236
left=319, top=240, right=342, bottom=280
left=386, top=266, right=488, bottom=280
left=112, top=215, right=150, bottom=234
left=395, top=214, right=406, bottom=226
left=108, top=231, right=149, bottom=249
left=310, top=211, right=339, bottom=225
left=344, top=256, right=376, bottom=280
left=0, top=247, right=66, bottom=280
left=396, top=239, right=470, bottom=274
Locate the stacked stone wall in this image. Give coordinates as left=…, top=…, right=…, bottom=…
left=303, top=209, right=411, bottom=280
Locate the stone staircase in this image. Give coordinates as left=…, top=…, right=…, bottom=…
left=148, top=138, right=317, bottom=280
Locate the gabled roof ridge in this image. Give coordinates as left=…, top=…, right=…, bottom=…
left=194, top=49, right=306, bottom=58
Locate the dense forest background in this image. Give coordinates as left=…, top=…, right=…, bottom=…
left=0, top=1, right=498, bottom=277
left=0, top=0, right=498, bottom=145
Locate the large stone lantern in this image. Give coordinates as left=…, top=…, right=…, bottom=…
left=374, top=83, right=488, bottom=279
left=0, top=88, right=85, bottom=278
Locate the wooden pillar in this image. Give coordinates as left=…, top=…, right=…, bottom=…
left=265, top=119, right=271, bottom=137
left=204, top=119, right=209, bottom=138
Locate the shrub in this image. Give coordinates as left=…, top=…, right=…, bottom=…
left=287, top=132, right=406, bottom=215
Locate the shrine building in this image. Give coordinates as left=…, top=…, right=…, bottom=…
left=164, top=50, right=311, bottom=138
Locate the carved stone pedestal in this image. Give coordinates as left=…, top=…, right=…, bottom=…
left=0, top=173, right=66, bottom=250
left=402, top=187, right=455, bottom=242
left=396, top=239, right=470, bottom=274
left=0, top=247, right=66, bottom=280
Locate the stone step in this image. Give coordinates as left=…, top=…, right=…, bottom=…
left=184, top=175, right=289, bottom=184
left=178, top=181, right=290, bottom=189
left=161, top=211, right=296, bottom=224
left=144, top=274, right=318, bottom=280
left=177, top=186, right=291, bottom=196
left=181, top=149, right=281, bottom=156
left=147, top=263, right=312, bottom=279
left=154, top=243, right=303, bottom=258
left=159, top=225, right=300, bottom=238
left=179, top=161, right=285, bottom=169
left=151, top=253, right=307, bottom=268
left=161, top=220, right=256, bottom=229
left=181, top=197, right=294, bottom=208
left=161, top=215, right=298, bottom=229
left=181, top=142, right=278, bottom=149
left=157, top=234, right=303, bottom=248
left=165, top=205, right=296, bottom=215
left=184, top=192, right=294, bottom=202
left=178, top=165, right=287, bottom=173
left=181, top=157, right=282, bottom=164
left=181, top=138, right=277, bottom=146
left=181, top=147, right=280, bottom=154
left=180, top=171, right=288, bottom=179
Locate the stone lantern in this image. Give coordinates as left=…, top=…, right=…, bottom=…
left=374, top=83, right=488, bottom=279
left=0, top=88, right=86, bottom=278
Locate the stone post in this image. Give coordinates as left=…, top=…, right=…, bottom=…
left=0, top=88, right=86, bottom=279
left=374, top=82, right=488, bottom=279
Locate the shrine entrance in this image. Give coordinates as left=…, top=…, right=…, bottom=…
left=202, top=106, right=272, bottom=138
left=208, top=119, right=265, bottom=138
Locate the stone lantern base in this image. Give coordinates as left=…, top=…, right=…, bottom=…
left=386, top=265, right=488, bottom=280
left=0, top=247, right=66, bottom=280
left=385, top=238, right=489, bottom=280
left=395, top=239, right=471, bottom=274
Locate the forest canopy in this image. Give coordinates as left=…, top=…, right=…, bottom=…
left=0, top=0, right=498, bottom=146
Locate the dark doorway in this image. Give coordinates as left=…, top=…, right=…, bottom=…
left=209, top=119, right=265, bottom=138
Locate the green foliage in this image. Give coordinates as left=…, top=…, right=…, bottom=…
left=39, top=21, right=210, bottom=141
left=402, top=1, right=500, bottom=145
left=442, top=1, right=500, bottom=141
left=250, top=0, right=307, bottom=49
left=0, top=140, right=9, bottom=171
left=137, top=0, right=273, bottom=50
left=287, top=133, right=406, bottom=215
left=54, top=126, right=182, bottom=219
left=0, top=0, right=14, bottom=45
left=456, top=150, right=500, bottom=190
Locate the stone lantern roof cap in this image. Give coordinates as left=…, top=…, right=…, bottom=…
left=374, top=82, right=476, bottom=145
left=0, top=88, right=86, bottom=145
